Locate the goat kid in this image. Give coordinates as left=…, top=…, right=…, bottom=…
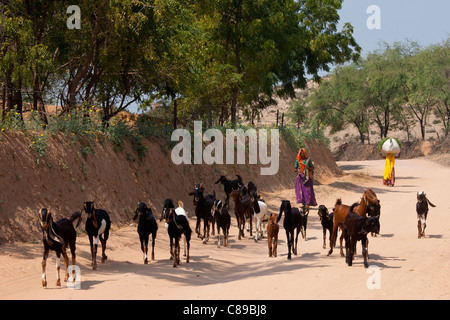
left=211, top=199, right=231, bottom=248
left=267, top=214, right=279, bottom=258
left=343, top=203, right=380, bottom=268
left=39, top=208, right=81, bottom=287
left=318, top=205, right=334, bottom=249
left=83, top=201, right=111, bottom=270
left=416, top=191, right=436, bottom=238
left=133, top=202, right=158, bottom=264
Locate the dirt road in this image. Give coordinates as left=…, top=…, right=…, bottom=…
left=1, top=157, right=449, bottom=300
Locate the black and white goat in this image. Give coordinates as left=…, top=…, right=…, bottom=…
left=39, top=208, right=81, bottom=287
left=161, top=200, right=192, bottom=267
left=211, top=199, right=231, bottom=248
left=251, top=193, right=268, bottom=242
left=133, top=202, right=158, bottom=264
left=416, top=191, right=436, bottom=238
left=83, top=201, right=111, bottom=270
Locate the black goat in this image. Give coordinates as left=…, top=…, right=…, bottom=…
left=211, top=199, right=231, bottom=248
left=161, top=199, right=175, bottom=222
left=416, top=191, right=436, bottom=238
left=277, top=200, right=304, bottom=260
left=247, top=181, right=257, bottom=197
left=299, top=207, right=309, bottom=241
left=318, top=205, right=334, bottom=249
left=133, top=202, right=158, bottom=264
left=83, top=201, right=111, bottom=270
left=343, top=203, right=380, bottom=268
left=39, top=208, right=81, bottom=287
left=215, top=175, right=243, bottom=205
left=188, top=183, right=215, bottom=243
left=161, top=201, right=192, bottom=267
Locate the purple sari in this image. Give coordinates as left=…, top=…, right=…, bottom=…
left=295, top=172, right=317, bottom=207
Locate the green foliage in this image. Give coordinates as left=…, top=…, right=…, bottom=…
left=307, top=39, right=450, bottom=142
left=29, top=132, right=48, bottom=157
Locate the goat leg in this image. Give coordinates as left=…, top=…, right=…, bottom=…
left=71, top=251, right=77, bottom=283
left=339, top=232, right=345, bottom=257
left=286, top=230, right=292, bottom=260
left=186, top=240, right=190, bottom=263
left=100, top=237, right=108, bottom=263
left=217, top=227, right=221, bottom=248
left=92, top=244, right=98, bottom=270
left=294, top=229, right=300, bottom=255
left=362, top=238, right=369, bottom=268
left=62, top=248, right=70, bottom=283
left=41, top=249, right=49, bottom=288
left=273, top=237, right=278, bottom=258
left=268, top=236, right=273, bottom=257
left=327, top=226, right=338, bottom=256
left=171, top=237, right=177, bottom=268
left=151, top=233, right=156, bottom=260
left=88, top=236, right=97, bottom=270
left=418, top=221, right=422, bottom=239
left=55, top=253, right=61, bottom=286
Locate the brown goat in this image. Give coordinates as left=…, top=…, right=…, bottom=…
left=327, top=189, right=380, bottom=257
left=267, top=214, right=279, bottom=258
left=230, top=189, right=253, bottom=240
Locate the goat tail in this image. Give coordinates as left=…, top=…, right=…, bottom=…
left=426, top=197, right=436, bottom=208
left=70, top=211, right=82, bottom=228
left=335, top=198, right=342, bottom=206
left=178, top=201, right=184, bottom=208
left=236, top=175, right=243, bottom=182
left=348, top=202, right=359, bottom=214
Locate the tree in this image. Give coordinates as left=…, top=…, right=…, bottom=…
left=190, top=0, right=360, bottom=126
left=363, top=42, right=418, bottom=139
left=308, top=64, right=369, bottom=144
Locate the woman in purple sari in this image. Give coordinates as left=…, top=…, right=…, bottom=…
left=294, top=148, right=317, bottom=211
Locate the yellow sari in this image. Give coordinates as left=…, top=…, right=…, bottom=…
left=383, top=153, right=395, bottom=186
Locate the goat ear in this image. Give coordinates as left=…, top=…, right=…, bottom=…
left=188, top=192, right=194, bottom=196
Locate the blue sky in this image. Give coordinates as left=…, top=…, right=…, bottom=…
left=338, top=0, right=450, bottom=56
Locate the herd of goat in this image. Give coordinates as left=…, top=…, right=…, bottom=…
left=38, top=174, right=435, bottom=288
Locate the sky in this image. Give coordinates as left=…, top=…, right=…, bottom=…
left=337, top=0, right=450, bottom=57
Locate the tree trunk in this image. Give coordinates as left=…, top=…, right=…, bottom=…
left=173, top=98, right=178, bottom=129
left=230, top=85, right=238, bottom=127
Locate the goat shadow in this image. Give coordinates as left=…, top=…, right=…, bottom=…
left=95, top=253, right=328, bottom=287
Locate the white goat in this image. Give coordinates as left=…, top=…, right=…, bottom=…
left=253, top=199, right=268, bottom=242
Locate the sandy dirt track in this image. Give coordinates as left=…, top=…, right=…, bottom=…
left=1, top=157, right=449, bottom=300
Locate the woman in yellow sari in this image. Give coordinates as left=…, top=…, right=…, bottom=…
left=383, top=153, right=395, bottom=186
